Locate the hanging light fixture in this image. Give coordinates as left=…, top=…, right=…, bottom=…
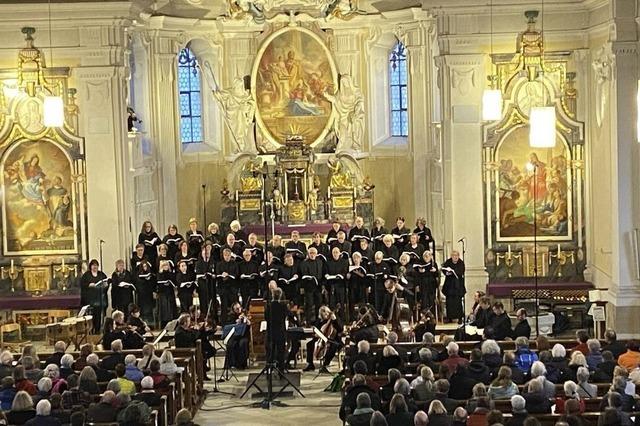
left=43, top=0, right=63, bottom=127
left=482, top=0, right=502, bottom=121
left=528, top=0, right=555, bottom=148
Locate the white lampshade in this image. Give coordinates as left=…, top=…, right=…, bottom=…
left=482, top=89, right=503, bottom=121
left=529, top=106, right=556, bottom=148
left=43, top=96, right=64, bottom=127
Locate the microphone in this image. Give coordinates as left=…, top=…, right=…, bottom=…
left=457, top=237, right=466, bottom=243
left=99, top=239, right=105, bottom=244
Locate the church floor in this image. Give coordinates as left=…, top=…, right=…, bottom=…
left=194, top=354, right=342, bottom=426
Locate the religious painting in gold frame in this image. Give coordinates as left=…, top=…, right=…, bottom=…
left=494, top=126, right=572, bottom=241
left=251, top=26, right=338, bottom=148
left=1, top=138, right=79, bottom=255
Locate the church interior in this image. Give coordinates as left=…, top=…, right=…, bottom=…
left=0, top=0, right=638, bottom=425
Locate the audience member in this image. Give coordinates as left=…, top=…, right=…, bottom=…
left=618, top=340, right=640, bottom=372
left=430, top=378, right=461, bottom=414
left=527, top=361, right=555, bottom=398
left=522, top=377, right=552, bottom=414
left=586, top=338, right=604, bottom=371
left=393, top=378, right=418, bottom=414
left=339, top=374, right=381, bottom=421
left=69, top=412, right=84, bottom=426
left=545, top=344, right=570, bottom=383
left=134, top=376, right=162, bottom=406
left=22, top=356, right=43, bottom=384
left=149, top=359, right=170, bottom=390
left=345, top=392, right=375, bottom=426
left=441, top=342, right=468, bottom=374
left=7, top=390, right=36, bottom=425
left=488, top=366, right=519, bottom=400
left=101, top=339, right=126, bottom=371
left=0, top=351, right=14, bottom=379
left=480, top=340, right=502, bottom=371
left=42, top=364, right=66, bottom=394
left=59, top=354, right=74, bottom=380
left=446, top=365, right=476, bottom=401
left=137, top=343, right=161, bottom=371
left=467, top=349, right=490, bottom=384
left=376, top=346, right=403, bottom=375
left=513, top=337, right=538, bottom=373
left=501, top=352, right=526, bottom=385
left=486, top=409, right=504, bottom=426
left=506, top=395, right=528, bottom=426
left=426, top=400, right=450, bottom=426
left=575, top=366, right=597, bottom=399
left=554, top=381, right=585, bottom=414
left=14, top=365, right=36, bottom=395
left=411, top=367, right=435, bottom=401
left=32, top=377, right=52, bottom=405
left=451, top=407, right=467, bottom=426
left=348, top=340, right=375, bottom=374
left=175, top=407, right=199, bottom=426
left=379, top=368, right=402, bottom=403
left=25, top=399, right=61, bottom=426
left=124, top=354, right=144, bottom=383
left=567, top=351, right=588, bottom=381
left=159, top=349, right=182, bottom=378
left=61, top=374, right=90, bottom=409
left=115, top=363, right=136, bottom=395
left=593, top=351, right=616, bottom=382
left=573, top=330, right=589, bottom=355
left=87, top=390, right=118, bottom=423
left=466, top=396, right=490, bottom=426
left=385, top=394, right=414, bottom=426
left=18, top=345, right=39, bottom=366
left=72, top=344, right=93, bottom=371
left=370, top=410, right=388, bottom=426
left=44, top=342, right=66, bottom=367
left=601, top=392, right=634, bottom=424
left=49, top=393, right=70, bottom=425
left=602, top=329, right=626, bottom=359
left=0, top=376, right=17, bottom=410
left=600, top=376, right=638, bottom=412
left=86, top=353, right=114, bottom=382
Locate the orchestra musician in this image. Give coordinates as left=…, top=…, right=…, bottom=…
left=185, top=218, right=204, bottom=258
left=277, top=254, right=299, bottom=304
left=187, top=305, right=217, bottom=365
left=284, top=301, right=303, bottom=369
left=113, top=309, right=144, bottom=350
left=238, top=248, right=260, bottom=308
left=441, top=250, right=466, bottom=324
left=348, top=304, right=380, bottom=344
left=391, top=217, right=411, bottom=251
left=80, top=259, right=109, bottom=333
left=156, top=260, right=178, bottom=327
left=368, top=251, right=390, bottom=313
left=298, top=247, right=324, bottom=324
left=176, top=260, right=197, bottom=313
left=381, top=279, right=400, bottom=320
left=229, top=220, right=248, bottom=246
left=138, top=221, right=160, bottom=266
left=134, top=261, right=156, bottom=322
left=195, top=242, right=216, bottom=316
left=162, top=224, right=183, bottom=263
left=325, top=246, right=349, bottom=317
left=302, top=306, right=343, bottom=373
left=101, top=317, right=122, bottom=351
left=371, top=217, right=388, bottom=252
left=413, top=250, right=440, bottom=314
left=285, top=230, right=307, bottom=263
left=128, top=305, right=151, bottom=334
left=265, top=287, right=288, bottom=370
left=174, top=313, right=214, bottom=380
left=225, top=302, right=251, bottom=370
left=267, top=235, right=285, bottom=264
left=348, top=252, right=369, bottom=314
left=217, top=248, right=239, bottom=323
left=414, top=218, right=436, bottom=255
left=110, top=259, right=135, bottom=317
left=348, top=216, right=370, bottom=252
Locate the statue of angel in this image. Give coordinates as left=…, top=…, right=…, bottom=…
left=324, top=74, right=365, bottom=152
left=210, top=76, right=257, bottom=154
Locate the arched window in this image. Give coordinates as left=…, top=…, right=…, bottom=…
left=389, top=41, right=408, bottom=137
left=177, top=47, right=203, bottom=144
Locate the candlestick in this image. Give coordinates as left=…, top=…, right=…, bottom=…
left=61, top=257, right=65, bottom=268
left=557, top=243, right=561, bottom=253
left=508, top=244, right=511, bottom=256
left=10, top=260, right=14, bottom=273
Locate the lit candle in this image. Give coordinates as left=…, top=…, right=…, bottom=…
left=62, top=257, right=65, bottom=268
left=508, top=244, right=511, bottom=256
left=557, top=243, right=561, bottom=254
left=10, top=259, right=14, bottom=273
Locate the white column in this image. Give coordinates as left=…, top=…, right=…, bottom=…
left=439, top=54, right=488, bottom=308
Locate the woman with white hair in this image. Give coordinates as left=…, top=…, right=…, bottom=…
left=22, top=356, right=43, bottom=384
left=159, top=350, right=183, bottom=378
left=480, top=339, right=502, bottom=370
left=32, top=377, right=52, bottom=405
left=43, top=364, right=67, bottom=394
left=59, top=354, right=75, bottom=379
left=545, top=343, right=570, bottom=383
left=0, top=350, right=14, bottom=379
left=32, top=399, right=56, bottom=424
left=554, top=380, right=585, bottom=414
left=6, top=390, right=36, bottom=424
left=427, top=400, right=449, bottom=425
left=376, top=345, right=403, bottom=375
left=527, top=361, right=556, bottom=399
left=137, top=343, right=160, bottom=371
left=229, top=219, right=247, bottom=245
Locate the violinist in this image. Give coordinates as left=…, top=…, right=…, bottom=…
left=348, top=252, right=369, bottom=310
left=368, top=251, right=390, bottom=314
left=325, top=246, right=349, bottom=317
left=176, top=260, right=197, bottom=313
left=113, top=309, right=143, bottom=350
left=128, top=304, right=151, bottom=334
left=265, top=287, right=288, bottom=370
left=195, top=242, right=216, bottom=316
left=225, top=302, right=251, bottom=370
left=111, top=259, right=135, bottom=317
left=162, top=224, right=183, bottom=263
left=413, top=250, right=440, bottom=313
left=412, top=309, right=437, bottom=345
left=302, top=306, right=343, bottom=373
left=238, top=248, right=260, bottom=309
left=381, top=279, right=400, bottom=320
left=156, top=260, right=178, bottom=327
left=174, top=313, right=214, bottom=380
left=348, top=304, right=379, bottom=344
left=188, top=305, right=217, bottom=364
left=101, top=317, right=122, bottom=351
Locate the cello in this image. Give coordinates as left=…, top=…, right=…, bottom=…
left=314, top=307, right=338, bottom=361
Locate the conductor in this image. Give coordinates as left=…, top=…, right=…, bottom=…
left=265, top=287, right=288, bottom=370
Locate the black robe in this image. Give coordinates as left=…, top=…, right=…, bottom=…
left=390, top=226, right=411, bottom=250
left=80, top=271, right=108, bottom=332
left=110, top=270, right=135, bottom=314
left=231, top=230, right=248, bottom=246
left=285, top=241, right=308, bottom=263
left=135, top=269, right=156, bottom=319
left=309, top=242, right=330, bottom=262
left=402, top=243, right=425, bottom=265
left=205, top=233, right=224, bottom=262
left=156, top=270, right=177, bottom=324
left=195, top=254, right=216, bottom=313
left=267, top=245, right=286, bottom=264
left=138, top=232, right=160, bottom=265
left=348, top=227, right=371, bottom=251
left=185, top=229, right=205, bottom=257
left=245, top=243, right=265, bottom=264
left=441, top=258, right=465, bottom=320
left=162, top=233, right=184, bottom=264
left=414, top=226, right=436, bottom=255
left=370, top=226, right=388, bottom=252
left=330, top=240, right=352, bottom=260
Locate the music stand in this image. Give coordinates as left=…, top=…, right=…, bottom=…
left=218, top=327, right=239, bottom=383
left=312, top=326, right=334, bottom=381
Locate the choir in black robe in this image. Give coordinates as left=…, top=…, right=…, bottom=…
left=391, top=225, right=411, bottom=250
left=138, top=231, right=160, bottom=266
left=80, top=270, right=108, bottom=332
left=195, top=252, right=216, bottom=315
left=348, top=227, right=370, bottom=252
left=245, top=242, right=264, bottom=264
left=277, top=262, right=299, bottom=303
left=325, top=255, right=349, bottom=316
left=186, top=229, right=205, bottom=257
left=238, top=258, right=260, bottom=308
left=259, top=259, right=279, bottom=298
left=155, top=254, right=174, bottom=274
left=326, top=226, right=345, bottom=245
left=329, top=239, right=352, bottom=260
left=130, top=252, right=146, bottom=273
left=231, top=229, right=248, bottom=246
left=216, top=259, right=239, bottom=323
left=222, top=242, right=244, bottom=261
left=348, top=263, right=369, bottom=311
left=371, top=226, right=388, bottom=252
left=412, top=260, right=439, bottom=312
left=205, top=232, right=224, bottom=262
left=267, top=244, right=285, bottom=264
left=176, top=269, right=197, bottom=313
left=285, top=240, right=307, bottom=263
left=414, top=226, right=436, bottom=255
left=402, top=242, right=425, bottom=265
left=367, top=261, right=390, bottom=314
left=355, top=241, right=374, bottom=265
left=441, top=257, right=466, bottom=322
left=298, top=258, right=324, bottom=323
left=156, top=270, right=178, bottom=327
left=162, top=232, right=184, bottom=264
left=135, top=265, right=156, bottom=321
left=111, top=269, right=135, bottom=315
left=175, top=251, right=197, bottom=274
left=381, top=245, right=399, bottom=272
left=309, top=241, right=330, bottom=262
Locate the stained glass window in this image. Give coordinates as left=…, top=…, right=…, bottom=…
left=389, top=41, right=408, bottom=137
left=178, top=48, right=203, bottom=144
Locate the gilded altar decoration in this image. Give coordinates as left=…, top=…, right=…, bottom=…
left=24, top=267, right=50, bottom=293
left=227, top=0, right=361, bottom=23
left=252, top=26, right=338, bottom=149
left=327, top=157, right=352, bottom=189
left=239, top=160, right=263, bottom=192
left=324, top=74, right=365, bottom=152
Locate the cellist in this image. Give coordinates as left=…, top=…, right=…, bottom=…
left=302, top=306, right=343, bottom=373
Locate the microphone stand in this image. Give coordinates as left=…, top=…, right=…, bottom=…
left=459, top=238, right=467, bottom=341
left=202, top=184, right=207, bottom=227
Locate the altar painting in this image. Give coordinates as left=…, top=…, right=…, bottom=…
left=496, top=126, right=572, bottom=241
left=252, top=26, right=337, bottom=147
left=2, top=139, right=78, bottom=254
